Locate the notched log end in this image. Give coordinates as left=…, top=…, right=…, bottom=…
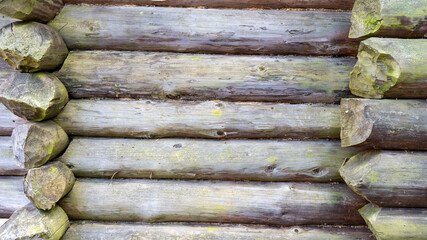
left=349, top=0, right=383, bottom=38
left=359, top=204, right=381, bottom=239
left=340, top=99, right=374, bottom=147
left=0, top=0, right=64, bottom=23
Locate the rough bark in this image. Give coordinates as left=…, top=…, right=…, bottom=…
left=359, top=204, right=427, bottom=240
left=59, top=138, right=363, bottom=182
left=56, top=51, right=355, bottom=103
left=340, top=150, right=427, bottom=207
left=24, top=161, right=75, bottom=210
left=58, top=179, right=367, bottom=225
left=0, top=137, right=26, bottom=175
left=350, top=38, right=427, bottom=98
left=63, top=0, right=355, bottom=10
left=349, top=0, right=427, bottom=38
left=0, top=0, right=63, bottom=23
left=0, top=72, right=69, bottom=121
left=340, top=98, right=427, bottom=150
left=48, top=5, right=358, bottom=56
left=53, top=100, right=340, bottom=139
left=0, top=22, right=68, bottom=72
left=62, top=221, right=375, bottom=240
left=12, top=121, right=69, bottom=168
left=0, top=104, right=25, bottom=136
left=0, top=176, right=29, bottom=218
left=0, top=203, right=69, bottom=240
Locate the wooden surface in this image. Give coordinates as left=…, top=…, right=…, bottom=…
left=56, top=51, right=355, bottom=103
left=0, top=137, right=26, bottom=175
left=0, top=176, right=29, bottom=218
left=340, top=99, right=427, bottom=150
left=0, top=59, right=12, bottom=84
left=58, top=178, right=367, bottom=225
left=359, top=204, right=427, bottom=240
left=0, top=0, right=63, bottom=23
left=340, top=150, right=427, bottom=207
left=350, top=38, right=427, bottom=99
left=59, top=138, right=362, bottom=182
left=0, top=104, right=24, bottom=136
left=53, top=100, right=341, bottom=139
left=63, top=221, right=375, bottom=240
left=48, top=5, right=358, bottom=56
left=63, top=0, right=356, bottom=10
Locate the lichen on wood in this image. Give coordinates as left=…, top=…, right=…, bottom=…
left=0, top=0, right=63, bottom=23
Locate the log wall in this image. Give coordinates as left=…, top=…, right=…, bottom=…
left=0, top=177, right=29, bottom=217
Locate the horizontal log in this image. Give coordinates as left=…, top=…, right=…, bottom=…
left=63, top=221, right=375, bottom=240
left=56, top=51, right=355, bottom=103
left=0, top=15, right=14, bottom=29
left=48, top=5, right=358, bottom=56
left=53, top=100, right=340, bottom=139
left=59, top=138, right=363, bottom=182
left=0, top=137, right=25, bottom=175
left=63, top=0, right=356, bottom=10
left=0, top=176, right=29, bottom=218
left=359, top=204, right=427, bottom=240
left=340, top=150, right=427, bottom=207
left=340, top=99, right=427, bottom=150
left=349, top=0, right=427, bottom=38
left=58, top=179, right=367, bottom=225
left=0, top=219, right=5, bottom=226
left=0, top=59, right=13, bottom=83
left=350, top=38, right=427, bottom=98
left=0, top=104, right=25, bottom=136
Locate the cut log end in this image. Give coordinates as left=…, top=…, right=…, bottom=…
left=349, top=0, right=382, bottom=38
left=24, top=161, right=75, bottom=210
left=0, top=0, right=64, bottom=23
left=358, top=204, right=381, bottom=239
left=340, top=99, right=373, bottom=147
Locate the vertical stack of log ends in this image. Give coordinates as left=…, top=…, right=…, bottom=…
left=340, top=0, right=427, bottom=239
left=0, top=1, right=74, bottom=239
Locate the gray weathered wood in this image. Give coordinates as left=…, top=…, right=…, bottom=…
left=56, top=51, right=355, bottom=103
left=24, top=161, right=75, bottom=210
left=59, top=138, right=363, bottom=182
left=0, top=59, right=13, bottom=84
left=58, top=179, right=367, bottom=225
left=0, top=137, right=26, bottom=175
left=0, top=218, right=6, bottom=227
left=349, top=0, right=427, bottom=38
left=0, top=203, right=69, bottom=240
left=48, top=5, right=358, bottom=56
left=0, top=0, right=63, bottom=23
left=0, top=176, right=29, bottom=218
left=53, top=100, right=340, bottom=139
left=0, top=15, right=14, bottom=29
left=340, top=99, right=427, bottom=150
left=359, top=204, right=427, bottom=240
left=63, top=0, right=356, bottom=10
left=0, top=104, right=25, bottom=136
left=350, top=38, right=427, bottom=98
left=340, top=150, right=427, bottom=207
left=12, top=121, right=69, bottom=168
left=0, top=72, right=69, bottom=121
left=63, top=221, right=375, bottom=240
left=0, top=21, right=68, bottom=72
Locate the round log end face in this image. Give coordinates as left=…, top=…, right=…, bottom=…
left=0, top=21, right=68, bottom=72
left=24, top=161, right=75, bottom=210
left=12, top=121, right=69, bottom=169
left=0, top=72, right=69, bottom=121
left=340, top=99, right=374, bottom=147
left=0, top=0, right=64, bottom=23
left=0, top=203, right=69, bottom=240
left=349, top=0, right=382, bottom=38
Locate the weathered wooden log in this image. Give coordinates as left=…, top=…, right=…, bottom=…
left=56, top=51, right=355, bottom=103
left=0, top=203, right=69, bottom=240
left=62, top=221, right=375, bottom=240
left=340, top=99, right=427, bottom=150
left=12, top=121, right=69, bottom=168
left=0, top=176, right=29, bottom=218
left=48, top=5, right=358, bottom=56
left=340, top=150, right=427, bottom=207
left=0, top=104, right=25, bottom=136
left=0, top=22, right=68, bottom=72
left=24, top=161, right=75, bottom=210
left=0, top=72, right=69, bottom=121
left=350, top=38, right=427, bottom=98
left=359, top=204, right=427, bottom=240
left=58, top=179, right=367, bottom=225
left=0, top=218, right=6, bottom=227
left=0, top=59, right=13, bottom=84
left=0, top=137, right=26, bottom=175
left=0, top=15, right=14, bottom=29
left=63, top=0, right=356, bottom=10
left=53, top=100, right=340, bottom=139
left=59, top=138, right=363, bottom=182
left=0, top=0, right=63, bottom=23
left=349, top=0, right=427, bottom=38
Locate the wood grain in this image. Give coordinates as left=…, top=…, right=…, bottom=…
left=0, top=176, right=29, bottom=218
left=0, top=137, right=26, bottom=176
left=0, top=104, right=25, bottom=136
